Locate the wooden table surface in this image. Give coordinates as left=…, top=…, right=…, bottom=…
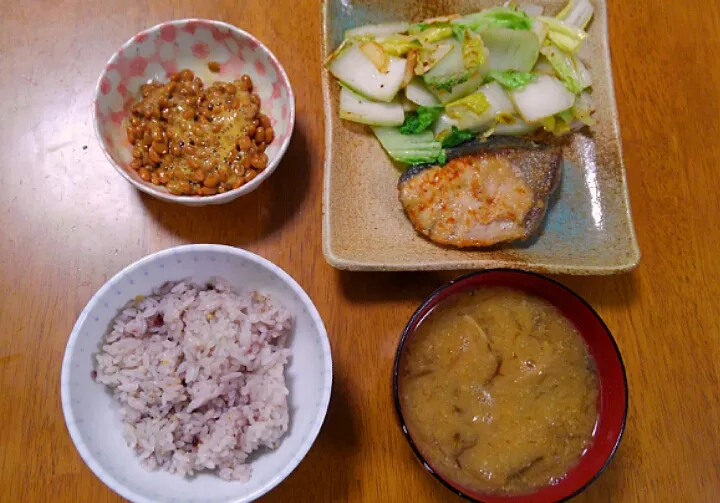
left=2, top=0, right=719, bottom=502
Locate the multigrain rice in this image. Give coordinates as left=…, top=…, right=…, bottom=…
left=94, top=279, right=292, bottom=481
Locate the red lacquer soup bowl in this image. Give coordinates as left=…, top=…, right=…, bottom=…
left=393, top=270, right=628, bottom=503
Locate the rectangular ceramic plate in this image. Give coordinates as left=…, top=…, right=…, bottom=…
left=321, top=0, right=640, bottom=274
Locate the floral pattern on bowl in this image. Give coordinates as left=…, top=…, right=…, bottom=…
left=94, top=19, right=295, bottom=206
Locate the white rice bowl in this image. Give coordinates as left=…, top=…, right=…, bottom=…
left=61, top=245, right=332, bottom=503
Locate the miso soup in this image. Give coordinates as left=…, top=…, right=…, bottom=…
left=398, top=287, right=599, bottom=495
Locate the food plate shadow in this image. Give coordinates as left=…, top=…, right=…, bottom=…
left=552, top=271, right=639, bottom=310
left=313, top=377, right=360, bottom=462
left=338, top=270, right=468, bottom=303
left=570, top=442, right=625, bottom=503
left=258, top=377, right=358, bottom=502
left=138, top=127, right=311, bottom=244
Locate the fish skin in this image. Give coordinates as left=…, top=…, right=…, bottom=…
left=398, top=136, right=562, bottom=248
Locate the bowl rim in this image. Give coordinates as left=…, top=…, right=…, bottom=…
left=60, top=244, right=332, bottom=503
left=92, top=18, right=296, bottom=205
left=392, top=269, right=628, bottom=503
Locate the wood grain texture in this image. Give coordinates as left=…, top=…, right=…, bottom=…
left=0, top=0, right=718, bottom=502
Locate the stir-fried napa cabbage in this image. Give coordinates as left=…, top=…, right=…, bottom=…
left=327, top=0, right=596, bottom=164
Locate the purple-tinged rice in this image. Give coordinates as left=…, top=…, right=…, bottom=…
left=94, top=279, right=292, bottom=481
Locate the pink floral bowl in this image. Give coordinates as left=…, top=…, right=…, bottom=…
left=94, top=19, right=295, bottom=206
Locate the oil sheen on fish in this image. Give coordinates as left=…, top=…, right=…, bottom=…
left=398, top=136, right=562, bottom=248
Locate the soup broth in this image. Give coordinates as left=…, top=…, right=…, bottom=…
left=398, top=287, right=599, bottom=495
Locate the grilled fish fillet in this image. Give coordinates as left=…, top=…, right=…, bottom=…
left=398, top=137, right=562, bottom=248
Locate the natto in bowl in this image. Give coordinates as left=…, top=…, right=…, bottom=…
left=94, top=19, right=295, bottom=206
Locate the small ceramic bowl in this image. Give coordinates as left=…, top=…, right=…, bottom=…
left=393, top=270, right=628, bottom=503
left=61, top=245, right=332, bottom=503
left=94, top=19, right=295, bottom=206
